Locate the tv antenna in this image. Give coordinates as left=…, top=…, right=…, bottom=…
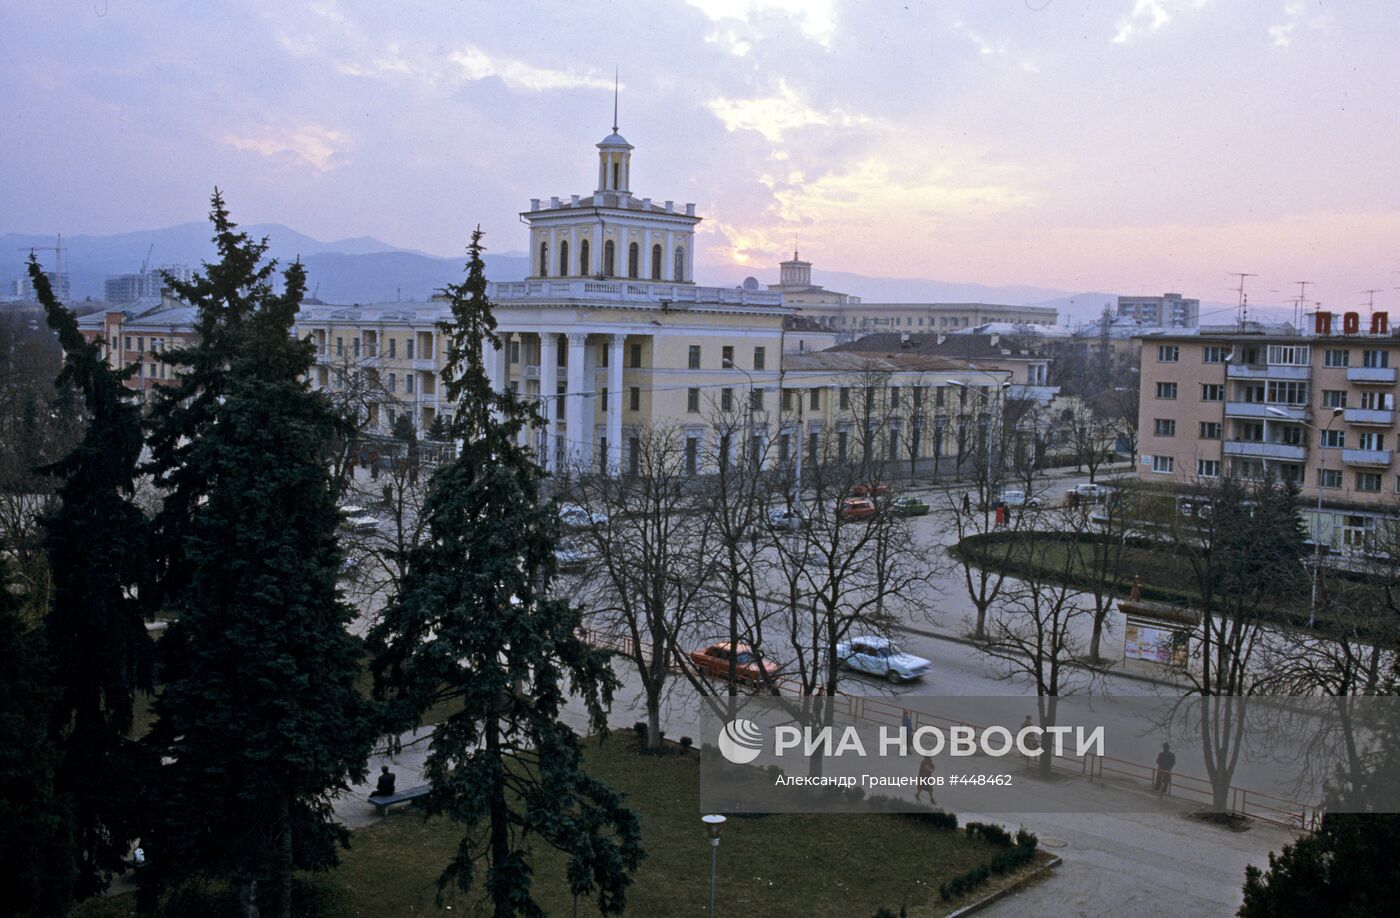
left=1359, top=288, right=1381, bottom=312
left=1290, top=280, right=1313, bottom=328
left=1230, top=272, right=1256, bottom=330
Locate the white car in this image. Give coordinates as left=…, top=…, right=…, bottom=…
left=339, top=505, right=382, bottom=534
left=558, top=503, right=607, bottom=530
left=997, top=489, right=1042, bottom=509
left=836, top=636, right=931, bottom=683
left=766, top=505, right=810, bottom=532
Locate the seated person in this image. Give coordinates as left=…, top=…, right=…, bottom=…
left=374, top=765, right=397, bottom=797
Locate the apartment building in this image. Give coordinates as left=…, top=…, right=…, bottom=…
left=1135, top=314, right=1400, bottom=550
left=1117, top=292, right=1200, bottom=328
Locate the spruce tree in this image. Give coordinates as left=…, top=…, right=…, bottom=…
left=371, top=228, right=642, bottom=915
left=0, top=559, right=77, bottom=918
left=29, top=256, right=152, bottom=896
left=142, top=194, right=375, bottom=917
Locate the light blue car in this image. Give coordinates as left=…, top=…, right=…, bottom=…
left=836, top=636, right=932, bottom=683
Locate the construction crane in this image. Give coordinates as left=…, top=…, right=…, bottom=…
left=140, top=242, right=154, bottom=274
left=16, top=232, right=65, bottom=277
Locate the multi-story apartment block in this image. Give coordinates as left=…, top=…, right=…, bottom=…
left=103, top=265, right=195, bottom=304
left=1136, top=313, right=1400, bottom=550
left=1117, top=292, right=1199, bottom=328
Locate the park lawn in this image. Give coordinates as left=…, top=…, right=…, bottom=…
left=78, top=731, right=1035, bottom=918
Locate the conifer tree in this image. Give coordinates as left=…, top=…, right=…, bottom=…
left=142, top=193, right=375, bottom=918
left=0, top=559, right=77, bottom=918
left=29, top=257, right=152, bottom=896
left=371, top=228, right=642, bottom=915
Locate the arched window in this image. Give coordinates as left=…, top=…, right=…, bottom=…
left=538, top=241, right=549, bottom=277
left=579, top=239, right=590, bottom=276
left=628, top=242, right=639, bottom=279
left=673, top=246, right=685, bottom=282
left=651, top=244, right=662, bottom=280
left=558, top=240, right=569, bottom=277
left=603, top=240, right=616, bottom=276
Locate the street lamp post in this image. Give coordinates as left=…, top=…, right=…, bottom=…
left=723, top=357, right=756, bottom=475
left=947, top=379, right=1013, bottom=505
left=1265, top=404, right=1344, bottom=627
left=702, top=814, right=726, bottom=916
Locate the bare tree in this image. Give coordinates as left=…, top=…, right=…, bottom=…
left=569, top=423, right=717, bottom=748
left=1073, top=477, right=1139, bottom=662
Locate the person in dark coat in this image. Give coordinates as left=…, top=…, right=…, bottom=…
left=374, top=765, right=397, bottom=797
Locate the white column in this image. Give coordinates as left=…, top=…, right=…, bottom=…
left=565, top=333, right=588, bottom=471
left=539, top=333, right=558, bottom=471
left=608, top=334, right=625, bottom=474
left=663, top=230, right=674, bottom=280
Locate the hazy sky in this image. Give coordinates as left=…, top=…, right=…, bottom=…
left=4, top=0, right=1398, bottom=309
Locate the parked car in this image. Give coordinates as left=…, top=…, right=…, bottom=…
left=837, top=497, right=878, bottom=521
left=689, top=642, right=779, bottom=686
left=766, top=505, right=810, bottom=532
left=1072, top=483, right=1107, bottom=500
left=559, top=502, right=607, bottom=530
left=554, top=538, right=589, bottom=572
left=836, top=636, right=931, bottom=683
left=996, top=489, right=1042, bottom=510
left=852, top=481, right=892, bottom=497
left=339, top=505, right=382, bottom=534
left=890, top=495, right=930, bottom=517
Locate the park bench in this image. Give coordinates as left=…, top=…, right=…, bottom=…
left=367, top=783, right=431, bottom=816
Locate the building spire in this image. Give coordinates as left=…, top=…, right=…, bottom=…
left=612, top=66, right=619, bottom=133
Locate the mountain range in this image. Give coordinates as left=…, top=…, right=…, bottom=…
left=3, top=222, right=1250, bottom=325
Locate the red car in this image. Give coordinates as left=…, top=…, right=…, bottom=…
left=852, top=481, right=891, bottom=497
left=689, top=643, right=778, bottom=686
left=838, top=497, right=878, bottom=521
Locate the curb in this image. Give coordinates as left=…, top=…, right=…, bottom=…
left=944, top=853, right=1063, bottom=917
left=893, top=624, right=1191, bottom=691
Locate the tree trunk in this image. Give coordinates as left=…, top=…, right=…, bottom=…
left=273, top=795, right=293, bottom=918
left=487, top=716, right=511, bottom=918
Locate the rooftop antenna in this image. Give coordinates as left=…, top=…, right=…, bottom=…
left=1359, top=288, right=1381, bottom=312
left=1291, top=280, right=1312, bottom=328
left=1230, top=272, right=1257, bottom=330
left=612, top=66, right=619, bottom=133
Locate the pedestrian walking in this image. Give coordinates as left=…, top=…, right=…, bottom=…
left=1153, top=742, right=1176, bottom=794
left=1019, top=715, right=1041, bottom=767
left=901, top=709, right=914, bottom=737
left=915, top=755, right=937, bottom=804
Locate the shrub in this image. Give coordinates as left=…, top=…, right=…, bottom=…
left=679, top=736, right=693, bottom=751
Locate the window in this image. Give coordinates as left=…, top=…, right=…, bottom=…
left=388, top=338, right=396, bottom=358
left=629, top=342, right=642, bottom=368
left=1152, top=456, right=1174, bottom=473
left=558, top=240, right=569, bottom=276
left=388, top=373, right=396, bottom=392
left=353, top=338, right=361, bottom=357
left=336, top=337, right=343, bottom=355
left=1153, top=419, right=1176, bottom=437
left=838, top=431, right=849, bottom=462
left=1363, top=349, right=1390, bottom=369
left=137, top=337, right=144, bottom=353
left=685, top=437, right=698, bottom=476
left=1157, top=345, right=1179, bottom=362
left=629, top=386, right=640, bottom=411
left=1267, top=381, right=1309, bottom=405
left=1359, top=391, right=1394, bottom=410
left=721, top=388, right=733, bottom=411
left=935, top=386, right=945, bottom=407
left=600, top=344, right=608, bottom=367
left=674, top=246, right=685, bottom=282
left=890, top=387, right=901, bottom=408
left=722, top=345, right=734, bottom=367
left=688, top=345, right=701, bottom=370
left=754, top=346, right=766, bottom=371
left=1320, top=429, right=1344, bottom=448
left=125, top=336, right=132, bottom=351
left=810, top=389, right=821, bottom=410
left=603, top=240, right=616, bottom=276
left=1357, top=472, right=1383, bottom=493
left=1200, top=421, right=1222, bottom=439
left=750, top=389, right=763, bottom=411
left=651, top=244, right=662, bottom=280
left=1322, top=389, right=1348, bottom=409
left=1319, top=468, right=1343, bottom=489
left=840, top=387, right=851, bottom=409
left=580, top=239, right=591, bottom=275
left=538, top=241, right=549, bottom=277
left=509, top=340, right=520, bottom=364
left=1358, top=432, right=1385, bottom=451
left=687, top=388, right=700, bottom=413
left=627, top=242, right=639, bottom=279
left=1197, top=459, right=1221, bottom=478
left=808, top=431, right=819, bottom=464
left=1324, top=349, right=1350, bottom=368
left=782, top=389, right=793, bottom=411
left=405, top=374, right=415, bottom=394
left=1202, top=345, right=1226, bottom=364
left=405, top=339, right=415, bottom=359
left=1238, top=421, right=1264, bottom=442
left=1156, top=382, right=1178, bottom=399
left=1267, top=345, right=1311, bottom=366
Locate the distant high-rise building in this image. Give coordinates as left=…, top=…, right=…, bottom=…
left=104, top=265, right=194, bottom=303
left=9, top=271, right=70, bottom=301
left=1117, top=292, right=1199, bottom=327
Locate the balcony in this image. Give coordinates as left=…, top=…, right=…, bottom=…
left=1223, top=440, right=1308, bottom=462
left=1225, top=364, right=1310, bottom=381
left=1347, top=367, right=1397, bottom=384
left=1342, top=448, right=1393, bottom=467
left=1225, top=402, right=1306, bottom=421
left=523, top=364, right=541, bottom=380
left=412, top=358, right=436, bottom=371
left=1344, top=408, right=1395, bottom=426
left=488, top=278, right=784, bottom=308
